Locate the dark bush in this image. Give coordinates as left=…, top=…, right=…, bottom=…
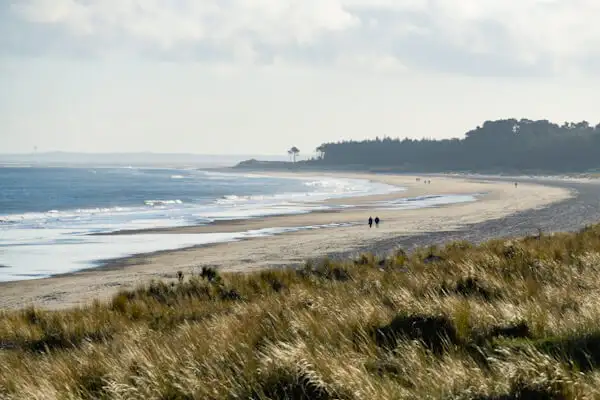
left=373, top=314, right=459, bottom=354
left=219, top=288, right=243, bottom=301
left=471, top=379, right=566, bottom=400
left=243, top=368, right=341, bottom=400
left=441, top=277, right=500, bottom=301
left=423, top=254, right=445, bottom=264
left=489, top=321, right=531, bottom=340
left=535, top=333, right=600, bottom=372
left=200, top=266, right=219, bottom=282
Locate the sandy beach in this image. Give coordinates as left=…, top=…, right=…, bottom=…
left=0, top=172, right=572, bottom=310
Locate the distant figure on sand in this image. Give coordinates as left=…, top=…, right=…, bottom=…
left=368, top=216, right=373, bottom=228
left=515, top=182, right=518, bottom=188
left=374, top=216, right=380, bottom=227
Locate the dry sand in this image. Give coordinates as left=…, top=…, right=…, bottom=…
left=0, top=172, right=572, bottom=310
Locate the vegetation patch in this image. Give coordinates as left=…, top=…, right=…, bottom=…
left=296, top=261, right=353, bottom=282
left=298, top=118, right=600, bottom=174
left=3, top=224, right=600, bottom=397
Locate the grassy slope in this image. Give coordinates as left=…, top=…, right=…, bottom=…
left=4, top=226, right=600, bottom=398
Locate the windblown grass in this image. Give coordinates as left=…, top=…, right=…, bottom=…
left=4, top=225, right=600, bottom=398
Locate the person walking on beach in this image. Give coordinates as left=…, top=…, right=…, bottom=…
left=374, top=216, right=380, bottom=227
left=368, top=216, right=373, bottom=228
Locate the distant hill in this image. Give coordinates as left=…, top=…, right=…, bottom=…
left=237, top=119, right=600, bottom=174
left=308, top=119, right=600, bottom=173
left=234, top=159, right=304, bottom=170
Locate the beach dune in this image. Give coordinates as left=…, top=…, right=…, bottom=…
left=0, top=172, right=572, bottom=310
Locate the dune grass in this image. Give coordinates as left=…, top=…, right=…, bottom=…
left=4, top=226, right=600, bottom=398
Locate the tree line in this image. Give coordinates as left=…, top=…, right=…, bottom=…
left=307, top=119, right=600, bottom=173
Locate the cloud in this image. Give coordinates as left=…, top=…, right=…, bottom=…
left=5, top=0, right=600, bottom=76
left=10, top=0, right=359, bottom=46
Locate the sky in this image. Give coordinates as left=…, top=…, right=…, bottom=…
left=1, top=1, right=600, bottom=156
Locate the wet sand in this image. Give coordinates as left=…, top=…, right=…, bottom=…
left=0, top=172, right=573, bottom=310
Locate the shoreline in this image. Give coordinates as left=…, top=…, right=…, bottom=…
left=89, top=208, right=346, bottom=236
left=79, top=222, right=359, bottom=276
left=0, top=172, right=573, bottom=310
left=89, top=170, right=487, bottom=238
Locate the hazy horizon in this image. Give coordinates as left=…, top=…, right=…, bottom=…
left=0, top=151, right=289, bottom=157
left=2, top=1, right=600, bottom=155
left=0, top=151, right=291, bottom=168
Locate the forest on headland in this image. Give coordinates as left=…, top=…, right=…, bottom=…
left=237, top=119, right=600, bottom=174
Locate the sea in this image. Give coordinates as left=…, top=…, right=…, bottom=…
left=0, top=166, right=479, bottom=281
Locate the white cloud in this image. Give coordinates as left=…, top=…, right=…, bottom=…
left=11, top=0, right=359, bottom=47
left=429, top=0, right=600, bottom=61
left=335, top=53, right=408, bottom=74
left=6, top=0, right=600, bottom=76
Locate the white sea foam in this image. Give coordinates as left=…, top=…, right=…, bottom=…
left=144, top=199, right=184, bottom=206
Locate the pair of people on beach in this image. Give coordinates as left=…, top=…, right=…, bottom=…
left=368, top=216, right=380, bottom=228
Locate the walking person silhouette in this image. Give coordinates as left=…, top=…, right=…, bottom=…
left=368, top=216, right=373, bottom=228
left=374, top=216, right=380, bottom=227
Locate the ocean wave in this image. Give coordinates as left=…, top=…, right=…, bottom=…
left=303, top=179, right=356, bottom=190
left=0, top=164, right=32, bottom=168
left=214, top=176, right=402, bottom=207
left=1, top=173, right=404, bottom=233
left=0, top=206, right=135, bottom=224
left=171, top=175, right=186, bottom=179
left=201, top=171, right=264, bottom=178
left=0, top=175, right=399, bottom=228
left=215, top=194, right=257, bottom=204
left=144, top=199, right=183, bottom=206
